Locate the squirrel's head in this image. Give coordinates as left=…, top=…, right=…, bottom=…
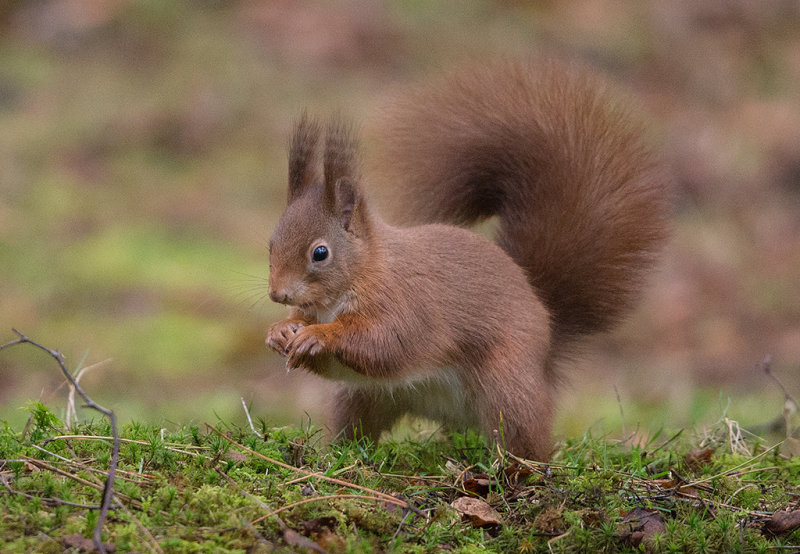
left=268, top=114, right=371, bottom=311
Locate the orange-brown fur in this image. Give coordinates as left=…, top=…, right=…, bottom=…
left=265, top=60, right=669, bottom=461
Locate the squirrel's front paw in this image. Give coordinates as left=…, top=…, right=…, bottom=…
left=265, top=319, right=305, bottom=355
left=285, top=326, right=327, bottom=370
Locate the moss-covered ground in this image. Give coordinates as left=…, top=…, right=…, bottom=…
left=1, top=400, right=798, bottom=553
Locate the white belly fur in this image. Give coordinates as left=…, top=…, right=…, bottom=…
left=309, top=299, right=474, bottom=427
left=325, top=361, right=475, bottom=428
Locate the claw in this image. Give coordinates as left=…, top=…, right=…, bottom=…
left=266, top=318, right=308, bottom=357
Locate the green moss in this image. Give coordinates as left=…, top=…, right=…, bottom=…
left=10, top=415, right=789, bottom=552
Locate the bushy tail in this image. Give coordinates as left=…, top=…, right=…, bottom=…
left=367, top=60, right=669, bottom=342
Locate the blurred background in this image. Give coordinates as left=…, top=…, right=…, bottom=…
left=1, top=1, right=798, bottom=443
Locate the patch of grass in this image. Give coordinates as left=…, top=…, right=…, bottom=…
left=1, top=403, right=798, bottom=552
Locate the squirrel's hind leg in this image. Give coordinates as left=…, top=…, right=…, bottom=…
left=469, top=356, right=555, bottom=461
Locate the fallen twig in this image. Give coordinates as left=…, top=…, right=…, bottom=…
left=251, top=493, right=399, bottom=525
left=1, top=330, right=120, bottom=553
left=20, top=456, right=141, bottom=509
left=761, top=356, right=800, bottom=441
left=215, top=466, right=326, bottom=553
left=687, top=442, right=783, bottom=488
left=1, top=473, right=97, bottom=509
left=241, top=397, right=261, bottom=437
left=30, top=444, right=155, bottom=483
left=206, top=423, right=420, bottom=516
left=42, top=434, right=209, bottom=458
left=34, top=444, right=160, bottom=551
left=66, top=359, right=112, bottom=429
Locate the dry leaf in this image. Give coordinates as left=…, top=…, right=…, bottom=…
left=301, top=518, right=344, bottom=552
left=451, top=496, right=502, bottom=527
left=763, top=510, right=800, bottom=536
left=463, top=474, right=497, bottom=496
left=301, top=516, right=337, bottom=535
left=504, top=462, right=535, bottom=483
left=653, top=478, right=699, bottom=498
left=578, top=508, right=605, bottom=527
left=619, top=507, right=666, bottom=548
left=684, top=448, right=714, bottom=470
left=534, top=506, right=565, bottom=534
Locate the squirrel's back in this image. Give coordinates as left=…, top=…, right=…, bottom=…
left=367, top=60, right=669, bottom=344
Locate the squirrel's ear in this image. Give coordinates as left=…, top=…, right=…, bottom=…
left=333, top=177, right=361, bottom=230
left=287, top=112, right=321, bottom=203
left=322, top=116, right=363, bottom=231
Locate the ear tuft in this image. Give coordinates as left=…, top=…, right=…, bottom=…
left=323, top=116, right=360, bottom=192
left=322, top=116, right=363, bottom=230
left=288, top=112, right=322, bottom=202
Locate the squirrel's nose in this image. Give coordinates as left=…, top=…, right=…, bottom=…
left=269, top=288, right=288, bottom=304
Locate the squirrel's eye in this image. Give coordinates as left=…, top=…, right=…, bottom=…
left=312, top=245, right=329, bottom=262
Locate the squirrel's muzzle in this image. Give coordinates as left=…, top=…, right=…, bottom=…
left=269, top=288, right=290, bottom=304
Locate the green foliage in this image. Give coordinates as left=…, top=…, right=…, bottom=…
left=26, top=401, right=62, bottom=430
left=21, top=401, right=63, bottom=443
left=1, top=411, right=798, bottom=553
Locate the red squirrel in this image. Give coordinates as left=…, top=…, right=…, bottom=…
left=265, top=60, right=668, bottom=460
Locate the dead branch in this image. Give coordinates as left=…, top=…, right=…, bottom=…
left=251, top=493, right=397, bottom=525
left=1, top=474, right=97, bottom=509
left=66, top=359, right=112, bottom=429
left=215, top=466, right=326, bottom=553
left=240, top=397, right=260, bottom=437
left=205, top=423, right=422, bottom=517
left=1, top=329, right=120, bottom=554
left=42, top=434, right=208, bottom=458
left=761, top=355, right=800, bottom=440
